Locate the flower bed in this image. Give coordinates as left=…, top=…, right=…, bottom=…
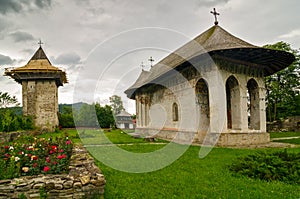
left=0, top=136, right=73, bottom=180
left=0, top=145, right=106, bottom=199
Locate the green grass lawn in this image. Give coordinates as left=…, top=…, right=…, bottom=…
left=269, top=131, right=300, bottom=139
left=92, top=145, right=300, bottom=199
left=36, top=129, right=300, bottom=198
left=273, top=138, right=300, bottom=145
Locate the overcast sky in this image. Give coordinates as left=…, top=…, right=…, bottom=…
left=0, top=0, right=299, bottom=113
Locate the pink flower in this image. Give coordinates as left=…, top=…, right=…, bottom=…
left=66, top=140, right=71, bottom=145
left=46, top=157, right=50, bottom=163
left=43, top=166, right=50, bottom=172
left=49, top=150, right=54, bottom=154
left=59, top=149, right=64, bottom=153
left=53, top=161, right=57, bottom=165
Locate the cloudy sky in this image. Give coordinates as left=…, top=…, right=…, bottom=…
left=0, top=0, right=299, bottom=113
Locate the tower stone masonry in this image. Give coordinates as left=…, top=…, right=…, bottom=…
left=5, top=46, right=67, bottom=131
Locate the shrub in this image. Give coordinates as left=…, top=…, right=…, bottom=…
left=229, top=149, right=300, bottom=184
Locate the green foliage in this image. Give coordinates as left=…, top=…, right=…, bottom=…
left=229, top=150, right=300, bottom=184
left=72, top=103, right=115, bottom=128
left=264, top=42, right=300, bottom=121
left=0, top=109, right=34, bottom=132
left=0, top=92, right=19, bottom=108
left=74, top=103, right=98, bottom=127
left=109, top=95, right=124, bottom=115
left=95, top=103, right=115, bottom=128
left=58, top=106, right=75, bottom=128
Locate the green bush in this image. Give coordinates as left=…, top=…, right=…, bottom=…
left=0, top=109, right=34, bottom=132
left=229, top=150, right=300, bottom=184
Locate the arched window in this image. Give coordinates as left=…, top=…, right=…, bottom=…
left=247, top=79, right=260, bottom=130
left=226, top=76, right=241, bottom=130
left=195, top=79, right=210, bottom=136
left=172, top=103, right=179, bottom=121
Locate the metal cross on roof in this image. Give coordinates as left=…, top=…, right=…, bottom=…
left=38, top=39, right=44, bottom=47
left=210, top=8, right=220, bottom=25
left=148, top=56, right=154, bottom=67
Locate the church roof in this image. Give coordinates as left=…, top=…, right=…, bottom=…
left=125, top=25, right=295, bottom=98
left=116, top=110, right=132, bottom=117
left=4, top=46, right=68, bottom=86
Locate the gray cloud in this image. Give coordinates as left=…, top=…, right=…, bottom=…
left=0, top=54, right=14, bottom=65
left=198, top=0, right=230, bottom=7
left=0, top=0, right=52, bottom=14
left=52, top=52, right=81, bottom=65
left=9, top=31, right=35, bottom=42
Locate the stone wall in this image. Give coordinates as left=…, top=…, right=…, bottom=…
left=22, top=80, right=59, bottom=132
left=267, top=116, right=300, bottom=132
left=0, top=145, right=105, bottom=199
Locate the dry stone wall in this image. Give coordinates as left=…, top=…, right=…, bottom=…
left=0, top=145, right=105, bottom=199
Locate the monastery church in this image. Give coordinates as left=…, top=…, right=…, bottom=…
left=125, top=10, right=295, bottom=146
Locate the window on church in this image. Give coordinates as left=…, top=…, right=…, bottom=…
left=247, top=79, right=260, bottom=130
left=172, top=103, right=179, bottom=121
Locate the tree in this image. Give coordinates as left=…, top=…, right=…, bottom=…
left=95, top=103, right=115, bottom=128
left=74, top=103, right=98, bottom=127
left=0, top=92, right=19, bottom=108
left=264, top=41, right=300, bottom=121
left=58, top=106, right=75, bottom=128
left=109, top=95, right=124, bottom=115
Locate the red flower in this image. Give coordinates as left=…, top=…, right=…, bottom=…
left=46, top=157, right=50, bottom=163
left=32, top=155, right=38, bottom=160
left=51, top=146, right=57, bottom=151
left=61, top=154, right=66, bottom=158
left=43, top=166, right=50, bottom=172
left=33, top=163, right=38, bottom=168
left=57, top=155, right=63, bottom=159
left=59, top=149, right=64, bottom=153
left=49, top=150, right=54, bottom=154
left=4, top=153, right=10, bottom=158
left=53, top=161, right=57, bottom=165
left=4, top=145, right=9, bottom=149
left=66, top=140, right=71, bottom=145
left=27, top=154, right=32, bottom=157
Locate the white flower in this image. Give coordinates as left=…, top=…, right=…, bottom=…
left=15, top=157, right=20, bottom=162
left=9, top=146, right=14, bottom=150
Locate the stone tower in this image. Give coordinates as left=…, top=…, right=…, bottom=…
left=5, top=46, right=67, bottom=131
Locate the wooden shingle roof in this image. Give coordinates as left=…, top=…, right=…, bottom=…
left=125, top=25, right=295, bottom=98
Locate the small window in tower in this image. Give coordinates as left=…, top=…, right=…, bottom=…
left=172, top=103, right=179, bottom=121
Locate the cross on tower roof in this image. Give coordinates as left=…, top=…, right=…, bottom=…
left=38, top=39, right=44, bottom=47
left=148, top=56, right=154, bottom=67
left=210, top=8, right=220, bottom=25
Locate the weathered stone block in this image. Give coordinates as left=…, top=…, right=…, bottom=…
left=63, top=181, right=73, bottom=189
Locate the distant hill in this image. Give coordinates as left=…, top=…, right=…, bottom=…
left=58, top=102, right=89, bottom=113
